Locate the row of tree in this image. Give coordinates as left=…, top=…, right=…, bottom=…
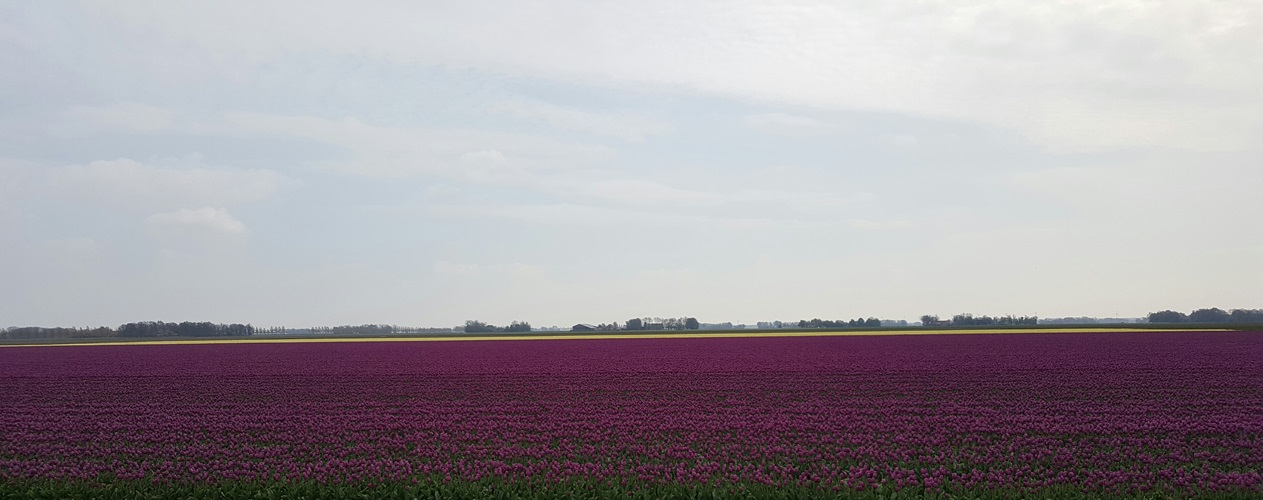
left=463, top=320, right=532, bottom=333
left=586, top=322, right=624, bottom=331
left=308, top=324, right=453, bottom=335
left=625, top=317, right=700, bottom=330
left=1148, top=308, right=1263, bottom=324
left=329, top=324, right=398, bottom=335
left=1038, top=317, right=1142, bottom=325
left=9, top=308, right=1257, bottom=340
left=118, top=321, right=254, bottom=337
left=797, top=318, right=882, bottom=328
left=0, top=326, right=117, bottom=340
left=919, top=314, right=1039, bottom=326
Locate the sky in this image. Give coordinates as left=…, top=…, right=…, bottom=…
left=2, top=1, right=1261, bottom=329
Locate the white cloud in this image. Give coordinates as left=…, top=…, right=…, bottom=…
left=847, top=218, right=913, bottom=230
left=145, top=207, right=247, bottom=235
left=490, top=98, right=672, bottom=142
left=42, top=237, right=104, bottom=270
left=75, top=1, right=1263, bottom=151
left=1006, top=155, right=1263, bottom=232
left=432, top=202, right=678, bottom=228
left=459, top=149, right=508, bottom=165
left=0, top=158, right=40, bottom=230
left=432, top=261, right=545, bottom=280
left=430, top=201, right=820, bottom=231
left=421, top=184, right=462, bottom=198
left=59, top=101, right=174, bottom=133
left=50, top=157, right=286, bottom=211
left=7, top=3, right=1263, bottom=327
left=219, top=112, right=873, bottom=221
left=881, top=134, right=919, bottom=148
left=221, top=112, right=613, bottom=179
left=539, top=178, right=725, bottom=208
left=432, top=261, right=482, bottom=277
left=728, top=189, right=876, bottom=211
left=741, top=113, right=837, bottom=136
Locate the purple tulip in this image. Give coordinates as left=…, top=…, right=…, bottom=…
left=0, top=330, right=1260, bottom=495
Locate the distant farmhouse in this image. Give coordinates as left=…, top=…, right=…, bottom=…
left=571, top=324, right=597, bottom=332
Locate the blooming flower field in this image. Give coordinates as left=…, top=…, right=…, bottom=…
left=1, top=331, right=1261, bottom=499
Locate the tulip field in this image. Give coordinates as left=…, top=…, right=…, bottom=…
left=2, top=330, right=1262, bottom=499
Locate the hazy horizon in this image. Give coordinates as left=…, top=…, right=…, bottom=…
left=2, top=2, right=1260, bottom=328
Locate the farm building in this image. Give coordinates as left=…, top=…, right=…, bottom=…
left=571, top=324, right=597, bottom=332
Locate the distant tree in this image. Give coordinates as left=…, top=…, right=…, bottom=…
left=1147, top=310, right=1187, bottom=323
left=865, top=318, right=881, bottom=327
left=1188, top=308, right=1230, bottom=323
left=116, top=321, right=252, bottom=337
left=1230, top=309, right=1263, bottom=323
left=176, top=321, right=215, bottom=337
left=505, top=321, right=532, bottom=333
left=227, top=323, right=254, bottom=336
left=464, top=320, right=495, bottom=333
left=639, top=317, right=667, bottom=329
left=625, top=318, right=643, bottom=330
left=684, top=317, right=700, bottom=330
left=1, top=326, right=118, bottom=340
left=943, top=314, right=1038, bottom=327
left=920, top=315, right=939, bottom=326
left=331, top=324, right=396, bottom=335
left=119, top=321, right=175, bottom=337
left=118, top=323, right=144, bottom=337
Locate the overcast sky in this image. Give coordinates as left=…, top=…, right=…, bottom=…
left=2, top=1, right=1260, bottom=328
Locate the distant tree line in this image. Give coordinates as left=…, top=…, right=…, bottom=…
left=919, top=314, right=1039, bottom=326
left=950, top=314, right=1038, bottom=326
left=330, top=324, right=398, bottom=335
left=0, top=326, right=117, bottom=340
left=756, top=321, right=793, bottom=329
left=624, top=317, right=700, bottom=331
left=311, top=324, right=462, bottom=334
left=118, top=321, right=254, bottom=337
left=463, top=320, right=532, bottom=333
left=797, top=318, right=882, bottom=328
left=1148, top=308, right=1263, bottom=324
left=13, top=308, right=1255, bottom=341
left=1038, top=317, right=1143, bottom=325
